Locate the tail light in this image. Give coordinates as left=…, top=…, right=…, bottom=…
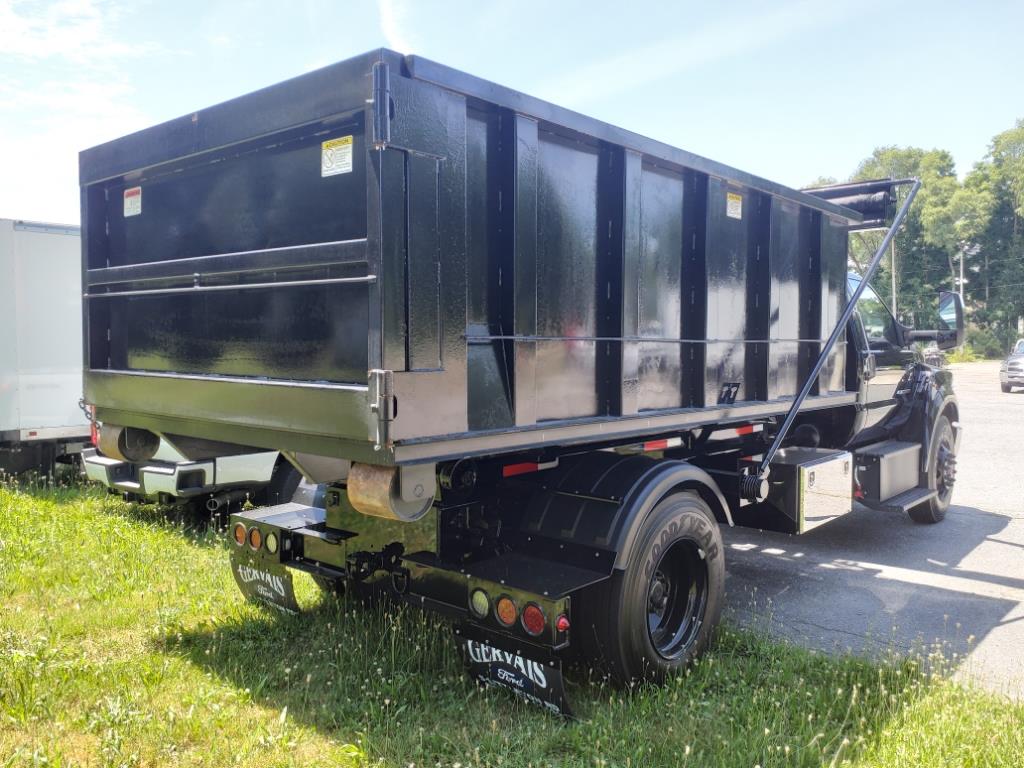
left=247, top=526, right=262, bottom=550
left=89, top=406, right=98, bottom=446
left=264, top=531, right=279, bottom=555
left=469, top=588, right=490, bottom=618
left=232, top=523, right=246, bottom=546
left=495, top=596, right=517, bottom=627
left=521, top=603, right=546, bottom=636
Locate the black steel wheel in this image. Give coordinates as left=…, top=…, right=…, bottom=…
left=646, top=539, right=709, bottom=660
left=578, top=491, right=724, bottom=684
left=909, top=415, right=956, bottom=524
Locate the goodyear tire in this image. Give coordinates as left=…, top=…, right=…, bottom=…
left=578, top=491, right=724, bottom=684
left=909, top=415, right=956, bottom=524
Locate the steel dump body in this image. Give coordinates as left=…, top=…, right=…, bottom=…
left=81, top=49, right=860, bottom=467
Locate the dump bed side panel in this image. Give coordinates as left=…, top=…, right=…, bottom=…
left=458, top=110, right=850, bottom=440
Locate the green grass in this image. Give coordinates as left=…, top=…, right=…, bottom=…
left=1, top=483, right=1022, bottom=767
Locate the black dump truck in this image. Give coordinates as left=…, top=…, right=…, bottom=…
left=80, top=50, right=964, bottom=715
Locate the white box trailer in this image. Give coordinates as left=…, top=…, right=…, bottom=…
left=0, top=219, right=290, bottom=503
left=0, top=218, right=91, bottom=473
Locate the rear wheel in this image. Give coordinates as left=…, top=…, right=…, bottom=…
left=578, top=491, right=724, bottom=684
left=909, top=415, right=956, bottom=524
left=1002, top=383, right=1012, bottom=393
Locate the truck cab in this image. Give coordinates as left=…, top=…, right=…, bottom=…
left=839, top=274, right=962, bottom=524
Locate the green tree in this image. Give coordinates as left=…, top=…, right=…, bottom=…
left=846, top=122, right=1024, bottom=352
left=847, top=147, right=959, bottom=326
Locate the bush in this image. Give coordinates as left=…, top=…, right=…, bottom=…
left=965, top=325, right=1005, bottom=358
left=947, top=345, right=980, bottom=363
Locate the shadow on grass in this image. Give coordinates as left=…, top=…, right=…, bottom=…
left=158, top=589, right=941, bottom=766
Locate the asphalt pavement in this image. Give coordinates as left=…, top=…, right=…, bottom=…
left=723, top=360, right=1024, bottom=698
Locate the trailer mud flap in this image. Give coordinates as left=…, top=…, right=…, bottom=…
left=230, top=550, right=299, bottom=614
left=455, top=624, right=572, bottom=717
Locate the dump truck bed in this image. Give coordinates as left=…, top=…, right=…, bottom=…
left=81, top=49, right=860, bottom=466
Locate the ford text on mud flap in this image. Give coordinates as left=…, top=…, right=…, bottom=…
left=231, top=551, right=299, bottom=614
left=456, top=625, right=572, bottom=717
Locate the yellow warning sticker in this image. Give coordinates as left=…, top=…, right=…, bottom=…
left=726, top=192, right=743, bottom=220
left=321, top=135, right=353, bottom=177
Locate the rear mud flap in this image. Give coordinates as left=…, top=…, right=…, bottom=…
left=455, top=624, right=572, bottom=717
left=230, top=549, right=300, bottom=614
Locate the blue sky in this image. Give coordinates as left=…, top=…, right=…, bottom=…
left=1, top=0, right=1020, bottom=224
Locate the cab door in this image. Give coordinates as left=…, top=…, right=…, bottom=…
left=848, top=277, right=914, bottom=428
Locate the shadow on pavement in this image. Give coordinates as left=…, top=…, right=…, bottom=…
left=722, top=502, right=1024, bottom=694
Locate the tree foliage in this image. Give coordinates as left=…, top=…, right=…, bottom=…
left=844, top=120, right=1024, bottom=354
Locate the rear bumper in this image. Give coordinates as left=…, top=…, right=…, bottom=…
left=82, top=446, right=279, bottom=500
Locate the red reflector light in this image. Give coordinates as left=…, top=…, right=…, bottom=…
left=642, top=437, right=682, bottom=452
left=503, top=462, right=538, bottom=478
left=502, top=458, right=559, bottom=478
left=495, top=596, right=517, bottom=626
left=555, top=614, right=570, bottom=633
left=248, top=526, right=262, bottom=550
left=521, top=603, right=546, bottom=636
left=232, top=523, right=246, bottom=546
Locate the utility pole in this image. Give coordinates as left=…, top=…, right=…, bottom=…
left=959, top=248, right=965, bottom=304
left=890, top=239, right=897, bottom=317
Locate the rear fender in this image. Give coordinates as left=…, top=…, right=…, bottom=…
left=506, top=451, right=730, bottom=574
left=610, top=461, right=731, bottom=571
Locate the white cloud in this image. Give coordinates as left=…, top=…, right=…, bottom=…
left=376, top=0, right=414, bottom=53
left=0, top=0, right=157, bottom=223
left=536, top=0, right=864, bottom=109
left=0, top=0, right=157, bottom=61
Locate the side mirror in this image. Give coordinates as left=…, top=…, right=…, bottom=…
left=936, top=291, right=965, bottom=350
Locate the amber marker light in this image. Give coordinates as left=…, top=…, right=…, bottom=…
left=495, top=595, right=517, bottom=627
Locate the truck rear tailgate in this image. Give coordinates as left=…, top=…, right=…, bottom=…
left=81, top=54, right=386, bottom=456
